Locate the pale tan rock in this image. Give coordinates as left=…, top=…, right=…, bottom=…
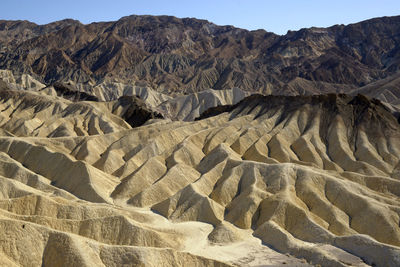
left=0, top=91, right=399, bottom=266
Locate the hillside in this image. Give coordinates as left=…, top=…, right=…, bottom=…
left=1, top=15, right=400, bottom=95
left=0, top=89, right=399, bottom=266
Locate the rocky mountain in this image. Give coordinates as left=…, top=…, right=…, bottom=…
left=1, top=15, right=400, bottom=95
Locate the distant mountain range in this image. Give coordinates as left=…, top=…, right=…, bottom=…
left=1, top=15, right=400, bottom=96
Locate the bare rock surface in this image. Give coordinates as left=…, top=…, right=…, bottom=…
left=0, top=88, right=398, bottom=266
left=1, top=15, right=400, bottom=96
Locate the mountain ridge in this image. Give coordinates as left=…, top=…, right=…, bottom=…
left=1, top=14, right=400, bottom=95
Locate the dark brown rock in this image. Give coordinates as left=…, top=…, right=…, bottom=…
left=51, top=81, right=99, bottom=102
left=0, top=15, right=400, bottom=95
left=111, top=95, right=164, bottom=127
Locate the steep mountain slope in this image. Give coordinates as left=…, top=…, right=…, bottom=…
left=0, top=88, right=399, bottom=266
left=1, top=15, right=400, bottom=95
left=352, top=72, right=400, bottom=109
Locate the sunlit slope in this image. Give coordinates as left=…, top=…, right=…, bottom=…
left=0, top=92, right=399, bottom=266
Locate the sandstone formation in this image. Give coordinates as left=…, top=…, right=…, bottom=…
left=0, top=70, right=252, bottom=121
left=0, top=86, right=398, bottom=266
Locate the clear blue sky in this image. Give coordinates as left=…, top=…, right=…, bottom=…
left=1, top=0, right=400, bottom=35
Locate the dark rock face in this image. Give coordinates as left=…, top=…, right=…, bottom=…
left=1, top=15, right=400, bottom=95
left=52, top=82, right=99, bottom=101
left=194, top=104, right=236, bottom=121
left=0, top=79, right=9, bottom=91
left=111, top=95, right=164, bottom=127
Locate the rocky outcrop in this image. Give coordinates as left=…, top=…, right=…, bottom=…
left=51, top=81, right=99, bottom=101
left=108, top=95, right=164, bottom=127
